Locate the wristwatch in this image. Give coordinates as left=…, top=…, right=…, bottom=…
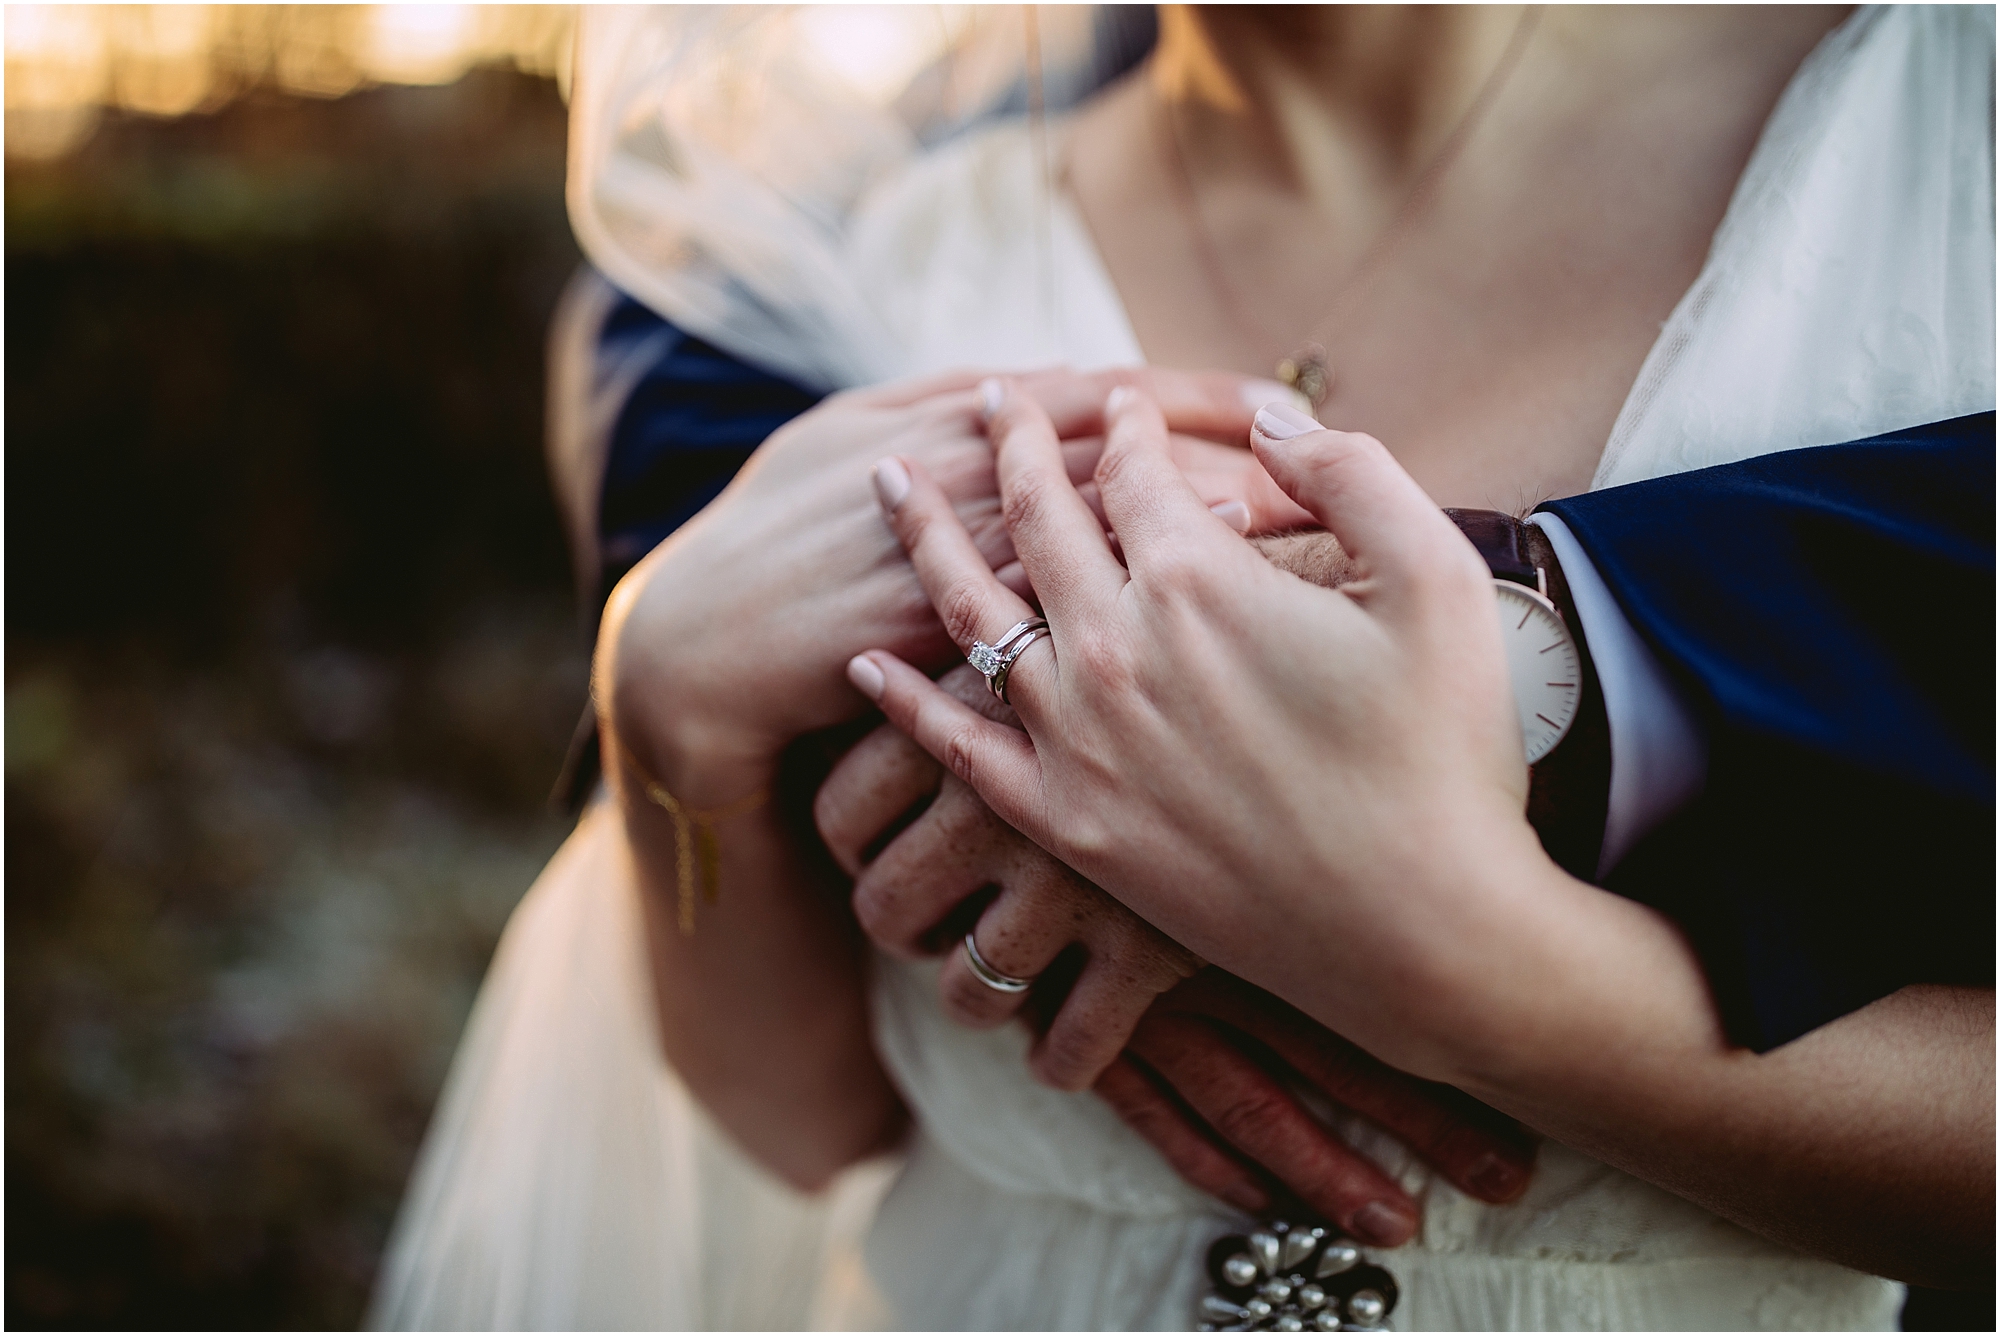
left=1443, top=509, right=1611, bottom=880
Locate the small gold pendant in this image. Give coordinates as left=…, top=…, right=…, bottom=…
left=1275, top=343, right=1331, bottom=408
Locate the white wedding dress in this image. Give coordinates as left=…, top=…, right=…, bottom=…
left=371, top=7, right=1993, bottom=1330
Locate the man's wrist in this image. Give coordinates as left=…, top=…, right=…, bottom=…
left=1518, top=522, right=1612, bottom=880
left=1437, top=509, right=1612, bottom=881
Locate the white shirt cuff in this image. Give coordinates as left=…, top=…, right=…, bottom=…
left=1527, top=512, right=1709, bottom=877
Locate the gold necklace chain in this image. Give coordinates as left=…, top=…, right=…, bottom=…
left=1155, top=7, right=1542, bottom=408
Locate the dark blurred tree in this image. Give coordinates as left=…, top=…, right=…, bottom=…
left=7, top=68, right=583, bottom=1329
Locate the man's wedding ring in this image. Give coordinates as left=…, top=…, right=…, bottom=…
left=968, top=617, right=1049, bottom=704
left=963, top=932, right=1034, bottom=994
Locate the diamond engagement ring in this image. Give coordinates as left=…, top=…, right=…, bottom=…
left=962, top=932, right=1034, bottom=994
left=967, top=617, right=1049, bottom=704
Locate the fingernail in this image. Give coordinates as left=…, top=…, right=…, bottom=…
left=1209, top=499, right=1251, bottom=533
left=846, top=654, right=886, bottom=701
left=1220, top=1181, right=1271, bottom=1215
left=977, top=377, right=1005, bottom=422
left=873, top=457, right=911, bottom=511
left=1253, top=401, right=1321, bottom=441
left=1351, top=1201, right=1417, bottom=1246
left=1104, top=384, right=1136, bottom=415
left=1467, top=1153, right=1524, bottom=1201
left=1241, top=378, right=1310, bottom=413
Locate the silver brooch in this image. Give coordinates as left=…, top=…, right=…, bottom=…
left=1197, top=1220, right=1398, bottom=1332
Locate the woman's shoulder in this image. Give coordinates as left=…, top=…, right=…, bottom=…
left=846, top=117, right=1140, bottom=377
left=850, top=119, right=1047, bottom=262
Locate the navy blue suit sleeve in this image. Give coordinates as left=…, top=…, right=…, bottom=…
left=554, top=296, right=820, bottom=812
left=1538, top=414, right=1995, bottom=1051
left=594, top=296, right=822, bottom=609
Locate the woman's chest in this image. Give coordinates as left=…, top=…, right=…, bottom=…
left=1073, top=27, right=1840, bottom=508
left=1102, top=125, right=1759, bottom=510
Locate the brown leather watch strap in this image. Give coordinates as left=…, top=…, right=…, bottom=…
left=1445, top=509, right=1612, bottom=881
left=1443, top=508, right=1541, bottom=588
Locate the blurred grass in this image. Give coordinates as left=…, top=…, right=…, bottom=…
left=6, top=68, right=585, bottom=1328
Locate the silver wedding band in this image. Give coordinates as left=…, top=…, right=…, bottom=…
left=968, top=617, right=1050, bottom=704
left=962, top=931, right=1034, bottom=994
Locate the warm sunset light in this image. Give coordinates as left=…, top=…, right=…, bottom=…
left=4, top=4, right=572, bottom=159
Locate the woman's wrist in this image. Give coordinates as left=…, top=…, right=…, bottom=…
left=1429, top=853, right=1724, bottom=1113
left=602, top=673, right=780, bottom=809
left=599, top=569, right=787, bottom=799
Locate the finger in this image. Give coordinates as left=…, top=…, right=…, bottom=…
left=1063, top=431, right=1301, bottom=534
left=1162, top=975, right=1536, bottom=1203
left=1249, top=404, right=1483, bottom=598
left=937, top=659, right=1023, bottom=724
left=1128, top=1012, right=1422, bottom=1247
left=982, top=381, right=1129, bottom=615
left=935, top=850, right=1089, bottom=1029
left=848, top=367, right=989, bottom=409
left=815, top=723, right=945, bottom=877
left=1095, top=386, right=1255, bottom=577
left=1012, top=366, right=1302, bottom=444
left=847, top=651, right=1044, bottom=838
left=873, top=455, right=1051, bottom=695
left=1026, top=921, right=1199, bottom=1092
left=1094, top=1056, right=1273, bottom=1216
left=1168, top=434, right=1319, bottom=533
left=853, top=780, right=1016, bottom=959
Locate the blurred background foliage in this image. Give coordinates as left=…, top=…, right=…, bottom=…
left=7, top=6, right=585, bottom=1327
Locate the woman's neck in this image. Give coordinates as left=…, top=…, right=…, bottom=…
left=1070, top=3, right=1852, bottom=503
left=1151, top=4, right=1534, bottom=225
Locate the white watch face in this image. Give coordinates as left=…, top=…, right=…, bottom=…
left=1493, top=580, right=1580, bottom=765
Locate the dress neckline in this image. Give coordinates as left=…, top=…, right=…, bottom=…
left=1047, top=7, right=1887, bottom=492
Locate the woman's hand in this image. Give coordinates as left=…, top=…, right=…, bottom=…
left=598, top=367, right=1301, bottom=797
left=814, top=669, right=1537, bottom=1245
left=813, top=529, right=1358, bottom=1092
left=848, top=384, right=1576, bottom=1082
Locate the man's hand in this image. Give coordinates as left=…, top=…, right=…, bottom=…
left=1100, top=973, right=1535, bottom=1243
left=1251, top=529, right=1358, bottom=587
left=816, top=664, right=1201, bottom=1092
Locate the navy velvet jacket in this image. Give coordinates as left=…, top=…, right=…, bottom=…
left=1540, top=417, right=1994, bottom=1050
left=592, top=294, right=1995, bottom=1054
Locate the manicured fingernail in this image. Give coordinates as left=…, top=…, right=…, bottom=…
left=977, top=377, right=1005, bottom=422
left=1467, top=1153, right=1524, bottom=1201
left=1220, top=1181, right=1271, bottom=1215
left=1209, top=499, right=1251, bottom=533
left=873, top=457, right=911, bottom=511
left=1253, top=401, right=1321, bottom=440
left=846, top=654, right=886, bottom=701
left=1352, top=1201, right=1417, bottom=1246
left=1241, top=378, right=1310, bottom=413
left=1105, top=384, right=1136, bottom=415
